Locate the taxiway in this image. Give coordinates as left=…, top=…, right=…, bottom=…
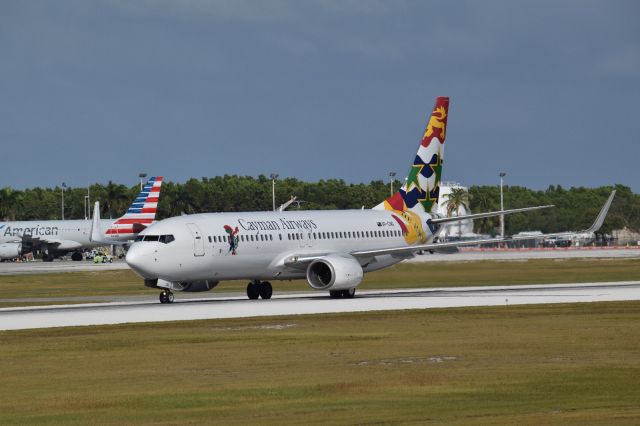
left=1, top=282, right=638, bottom=331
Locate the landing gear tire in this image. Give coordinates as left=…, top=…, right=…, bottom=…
left=342, top=288, right=356, bottom=299
left=329, top=289, right=356, bottom=299
left=71, top=252, right=83, bottom=261
left=43, top=254, right=54, bottom=262
left=247, top=282, right=260, bottom=300
left=259, top=281, right=272, bottom=299
left=159, top=290, right=174, bottom=304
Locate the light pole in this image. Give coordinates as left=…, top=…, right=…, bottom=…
left=61, top=182, right=67, bottom=220
left=389, top=172, right=396, bottom=196
left=499, top=172, right=507, bottom=238
left=270, top=173, right=279, bottom=211
left=138, top=173, right=147, bottom=191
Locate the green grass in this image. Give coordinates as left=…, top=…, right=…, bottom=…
left=1, top=302, right=639, bottom=424
left=1, top=258, right=639, bottom=304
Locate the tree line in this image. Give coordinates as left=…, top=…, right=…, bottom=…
left=0, top=176, right=636, bottom=236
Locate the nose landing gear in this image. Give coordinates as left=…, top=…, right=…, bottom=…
left=246, top=280, right=272, bottom=300
left=159, top=290, right=175, bottom=304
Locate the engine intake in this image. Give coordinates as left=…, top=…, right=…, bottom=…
left=0, top=243, right=22, bottom=259
left=306, top=254, right=363, bottom=291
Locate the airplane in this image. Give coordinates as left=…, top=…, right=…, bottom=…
left=0, top=176, right=163, bottom=261
left=124, top=97, right=611, bottom=304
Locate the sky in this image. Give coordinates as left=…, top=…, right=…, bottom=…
left=1, top=0, right=639, bottom=191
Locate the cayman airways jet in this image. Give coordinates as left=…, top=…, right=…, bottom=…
left=0, top=176, right=163, bottom=261
left=125, top=98, right=612, bottom=304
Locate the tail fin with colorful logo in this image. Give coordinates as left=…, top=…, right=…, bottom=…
left=374, top=97, right=449, bottom=214
left=105, top=176, right=163, bottom=238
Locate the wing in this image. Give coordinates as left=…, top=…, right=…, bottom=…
left=430, top=205, right=554, bottom=225
left=353, top=191, right=616, bottom=259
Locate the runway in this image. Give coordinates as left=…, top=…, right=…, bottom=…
left=0, top=260, right=128, bottom=275
left=409, top=247, right=640, bottom=262
left=1, top=282, right=639, bottom=331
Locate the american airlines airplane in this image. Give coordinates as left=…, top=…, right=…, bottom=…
left=0, top=176, right=163, bottom=261
left=124, top=98, right=612, bottom=304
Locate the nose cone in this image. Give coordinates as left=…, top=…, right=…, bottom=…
left=126, top=243, right=154, bottom=278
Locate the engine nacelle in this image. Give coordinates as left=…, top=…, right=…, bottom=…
left=0, top=243, right=22, bottom=259
left=306, top=254, right=363, bottom=291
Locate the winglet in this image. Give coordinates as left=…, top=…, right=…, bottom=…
left=586, top=190, right=616, bottom=233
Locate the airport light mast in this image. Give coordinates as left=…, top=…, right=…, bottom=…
left=270, top=173, right=279, bottom=211
left=499, top=172, right=507, bottom=239
left=138, top=173, right=147, bottom=191
left=389, top=171, right=396, bottom=196
left=61, top=182, right=67, bottom=220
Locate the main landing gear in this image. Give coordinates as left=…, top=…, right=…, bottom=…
left=246, top=280, right=272, bottom=300
left=159, top=290, right=175, bottom=304
left=329, top=288, right=356, bottom=299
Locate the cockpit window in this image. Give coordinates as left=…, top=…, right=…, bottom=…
left=138, top=234, right=175, bottom=243
left=159, top=234, right=175, bottom=244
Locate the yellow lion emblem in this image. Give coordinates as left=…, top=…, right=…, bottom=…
left=398, top=210, right=428, bottom=245
left=423, top=106, right=447, bottom=141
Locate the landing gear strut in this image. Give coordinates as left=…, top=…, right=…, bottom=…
left=246, top=280, right=272, bottom=300
left=329, top=288, right=356, bottom=299
left=159, top=290, right=175, bottom=304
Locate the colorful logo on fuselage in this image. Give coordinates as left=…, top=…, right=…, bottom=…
left=224, top=225, right=239, bottom=255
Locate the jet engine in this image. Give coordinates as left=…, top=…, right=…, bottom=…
left=306, top=254, right=363, bottom=291
left=0, top=243, right=22, bottom=259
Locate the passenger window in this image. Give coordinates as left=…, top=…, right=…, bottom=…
left=208, top=236, right=212, bottom=243
left=279, top=234, right=282, bottom=240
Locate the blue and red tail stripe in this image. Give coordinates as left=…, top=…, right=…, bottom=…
left=105, top=176, right=163, bottom=236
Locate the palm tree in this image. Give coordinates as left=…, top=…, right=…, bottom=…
left=102, top=181, right=131, bottom=218
left=470, top=189, right=498, bottom=235
left=443, top=188, right=470, bottom=237
left=0, top=187, right=22, bottom=220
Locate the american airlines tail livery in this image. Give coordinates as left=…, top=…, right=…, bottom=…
left=125, top=97, right=613, bottom=304
left=0, top=176, right=163, bottom=261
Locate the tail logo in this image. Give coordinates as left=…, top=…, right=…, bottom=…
left=375, top=97, right=449, bottom=216
left=422, top=105, right=447, bottom=147
left=224, top=225, right=239, bottom=255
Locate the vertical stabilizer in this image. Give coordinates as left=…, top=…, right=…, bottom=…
left=105, top=176, right=163, bottom=238
left=374, top=97, right=449, bottom=214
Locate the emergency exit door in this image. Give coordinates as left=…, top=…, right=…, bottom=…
left=186, top=223, right=205, bottom=256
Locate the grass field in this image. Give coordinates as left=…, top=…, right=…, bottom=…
left=1, top=302, right=639, bottom=424
left=1, top=258, right=639, bottom=305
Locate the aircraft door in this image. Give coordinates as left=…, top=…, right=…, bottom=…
left=186, top=223, right=205, bottom=257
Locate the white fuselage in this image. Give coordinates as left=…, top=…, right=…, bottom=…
left=126, top=209, right=437, bottom=284
left=0, top=219, right=123, bottom=250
